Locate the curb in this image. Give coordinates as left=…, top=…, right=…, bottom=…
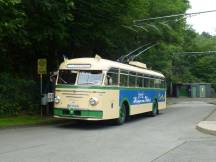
left=196, top=121, right=216, bottom=136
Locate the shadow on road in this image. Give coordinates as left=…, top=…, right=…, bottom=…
left=56, top=112, right=161, bottom=130
left=56, top=120, right=114, bottom=130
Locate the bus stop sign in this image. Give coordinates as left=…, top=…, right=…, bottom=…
left=37, top=58, right=47, bottom=75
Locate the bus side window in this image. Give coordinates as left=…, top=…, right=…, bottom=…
left=144, top=78, right=149, bottom=87
left=150, top=78, right=154, bottom=88
left=120, top=74, right=128, bottom=87
left=107, top=68, right=119, bottom=86
left=154, top=79, right=161, bottom=88
left=120, top=70, right=128, bottom=87
left=106, top=74, right=116, bottom=85
left=129, top=72, right=136, bottom=87
left=137, top=77, right=143, bottom=87
left=137, top=73, right=143, bottom=87
left=105, top=75, right=111, bottom=85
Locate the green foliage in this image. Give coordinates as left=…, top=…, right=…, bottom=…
left=71, top=0, right=148, bottom=58
left=0, top=73, right=40, bottom=116
left=0, top=0, right=191, bottom=75
left=194, top=56, right=216, bottom=83
left=171, top=29, right=216, bottom=85
left=1, top=0, right=216, bottom=115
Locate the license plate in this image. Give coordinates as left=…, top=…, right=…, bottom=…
left=67, top=104, right=79, bottom=110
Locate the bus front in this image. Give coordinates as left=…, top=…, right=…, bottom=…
left=53, top=59, right=119, bottom=121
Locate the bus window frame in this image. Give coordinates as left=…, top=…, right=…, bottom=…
left=120, top=69, right=129, bottom=87
left=154, top=78, right=161, bottom=88
left=76, top=70, right=104, bottom=86
left=106, top=68, right=119, bottom=86
left=128, top=71, right=136, bottom=87
left=94, top=67, right=166, bottom=89
left=57, top=69, right=79, bottom=85
left=143, top=75, right=151, bottom=88
left=137, top=73, right=144, bottom=88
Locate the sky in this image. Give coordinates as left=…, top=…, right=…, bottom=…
left=187, top=0, right=216, bottom=35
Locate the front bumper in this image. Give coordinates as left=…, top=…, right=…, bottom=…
left=54, top=108, right=103, bottom=119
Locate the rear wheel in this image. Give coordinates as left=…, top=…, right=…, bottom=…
left=115, top=104, right=127, bottom=125
left=151, top=100, right=158, bottom=117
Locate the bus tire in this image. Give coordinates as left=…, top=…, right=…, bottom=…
left=151, top=100, right=158, bottom=117
left=115, top=103, right=127, bottom=125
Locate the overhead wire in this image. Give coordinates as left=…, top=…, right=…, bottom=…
left=133, top=10, right=216, bottom=23
left=174, top=51, right=216, bottom=56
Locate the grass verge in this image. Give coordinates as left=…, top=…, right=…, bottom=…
left=0, top=115, right=64, bottom=128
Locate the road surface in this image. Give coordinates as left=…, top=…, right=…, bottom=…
left=0, top=100, right=216, bottom=162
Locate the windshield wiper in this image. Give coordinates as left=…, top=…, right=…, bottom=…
left=59, top=77, right=68, bottom=84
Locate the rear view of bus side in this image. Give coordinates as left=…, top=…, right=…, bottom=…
left=54, top=56, right=166, bottom=125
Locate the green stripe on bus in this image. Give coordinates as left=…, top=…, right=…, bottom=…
left=55, top=84, right=166, bottom=91
left=55, top=84, right=119, bottom=90
left=54, top=108, right=103, bottom=119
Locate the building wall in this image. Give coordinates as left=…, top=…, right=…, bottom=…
left=174, top=83, right=215, bottom=98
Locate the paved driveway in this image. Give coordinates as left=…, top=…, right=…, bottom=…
left=0, top=100, right=216, bottom=162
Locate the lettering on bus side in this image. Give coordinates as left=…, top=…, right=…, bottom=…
left=119, top=89, right=165, bottom=105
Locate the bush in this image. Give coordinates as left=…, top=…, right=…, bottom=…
left=0, top=73, right=40, bottom=117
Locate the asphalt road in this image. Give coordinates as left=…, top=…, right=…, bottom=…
left=1, top=100, right=216, bottom=162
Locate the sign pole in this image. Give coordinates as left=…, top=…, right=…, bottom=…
left=40, top=74, right=43, bottom=117
left=37, top=58, right=47, bottom=117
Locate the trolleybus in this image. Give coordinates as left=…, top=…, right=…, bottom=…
left=54, top=56, right=166, bottom=124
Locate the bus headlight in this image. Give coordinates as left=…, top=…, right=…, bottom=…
left=89, top=97, right=98, bottom=106
left=55, top=96, right=60, bottom=104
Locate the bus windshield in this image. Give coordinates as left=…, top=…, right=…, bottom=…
left=57, top=70, right=78, bottom=85
left=77, top=70, right=103, bottom=85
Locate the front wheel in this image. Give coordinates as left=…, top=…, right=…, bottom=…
left=115, top=104, right=127, bottom=125
left=151, top=100, right=158, bottom=117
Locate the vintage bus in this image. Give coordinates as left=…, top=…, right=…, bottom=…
left=54, top=56, right=166, bottom=124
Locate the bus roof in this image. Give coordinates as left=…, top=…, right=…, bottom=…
left=59, top=57, right=165, bottom=78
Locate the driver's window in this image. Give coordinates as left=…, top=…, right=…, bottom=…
left=106, top=68, right=119, bottom=86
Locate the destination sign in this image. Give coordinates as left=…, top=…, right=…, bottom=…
left=67, top=64, right=91, bottom=69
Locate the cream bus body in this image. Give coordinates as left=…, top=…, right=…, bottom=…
left=54, top=57, right=166, bottom=124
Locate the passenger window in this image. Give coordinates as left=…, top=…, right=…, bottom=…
left=106, top=68, right=119, bottom=86
left=137, top=73, right=143, bottom=87
left=106, top=73, right=118, bottom=85
left=137, top=77, right=143, bottom=87
left=150, top=79, right=154, bottom=88
left=154, top=79, right=161, bottom=88
left=144, top=77, right=150, bottom=87
left=129, top=72, right=136, bottom=87
left=120, top=70, right=128, bottom=87
left=120, top=74, right=128, bottom=86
